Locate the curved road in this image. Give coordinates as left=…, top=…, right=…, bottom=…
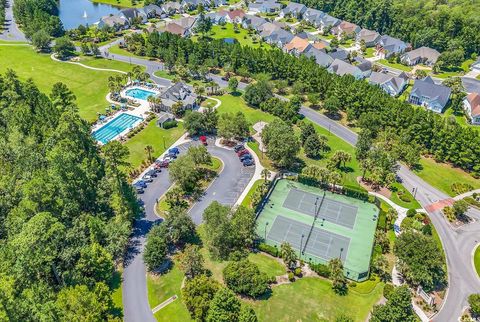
left=123, top=139, right=255, bottom=322
left=97, top=42, right=480, bottom=321
left=0, top=0, right=27, bottom=41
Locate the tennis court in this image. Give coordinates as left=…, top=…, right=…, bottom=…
left=256, top=179, right=379, bottom=281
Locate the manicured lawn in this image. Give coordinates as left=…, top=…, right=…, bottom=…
left=364, top=47, right=375, bottom=58
left=248, top=141, right=274, bottom=170
left=248, top=252, right=286, bottom=277
left=79, top=56, right=141, bottom=73
left=110, top=269, right=123, bottom=318
left=474, top=245, right=480, bottom=278
left=0, top=45, right=130, bottom=122
left=433, top=59, right=474, bottom=79
left=123, top=118, right=185, bottom=169
left=108, top=44, right=143, bottom=58
left=378, top=59, right=413, bottom=72
left=248, top=277, right=383, bottom=322
left=192, top=24, right=271, bottom=49
left=92, top=0, right=143, bottom=7
left=444, top=107, right=471, bottom=127
left=389, top=182, right=421, bottom=209
left=154, top=69, right=176, bottom=80
left=413, top=157, right=480, bottom=197
left=242, top=179, right=264, bottom=207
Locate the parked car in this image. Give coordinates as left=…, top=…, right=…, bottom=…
left=165, top=152, right=178, bottom=159
left=133, top=180, right=147, bottom=188
left=142, top=174, right=153, bottom=182
left=155, top=159, right=169, bottom=168
left=134, top=186, right=144, bottom=194
left=240, top=153, right=252, bottom=162
left=200, top=136, right=208, bottom=145
left=169, top=147, right=180, bottom=155
left=234, top=144, right=245, bottom=152
left=163, top=155, right=175, bottom=162
left=237, top=149, right=249, bottom=157
left=242, top=159, right=254, bottom=166
left=146, top=169, right=158, bottom=177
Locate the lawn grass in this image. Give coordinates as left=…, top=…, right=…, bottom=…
left=248, top=277, right=383, bottom=322
left=444, top=107, right=471, bottom=127
left=92, top=0, right=143, bottom=7
left=154, top=69, right=176, bottom=80
left=108, top=44, right=143, bottom=58
left=413, top=157, right=480, bottom=197
left=389, top=182, right=421, bottom=209
left=248, top=252, right=286, bottom=277
left=192, top=24, right=271, bottom=49
left=248, top=141, right=274, bottom=170
left=123, top=118, right=185, bottom=169
left=433, top=59, right=474, bottom=79
left=474, top=245, right=480, bottom=278
left=378, top=59, right=413, bottom=72
left=364, top=47, right=375, bottom=58
left=79, top=56, right=141, bottom=73
left=0, top=45, right=131, bottom=122
left=241, top=179, right=264, bottom=208
left=110, top=269, right=123, bottom=318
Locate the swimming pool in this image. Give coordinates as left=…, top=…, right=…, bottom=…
left=93, top=113, right=143, bottom=144
left=125, top=88, right=157, bottom=101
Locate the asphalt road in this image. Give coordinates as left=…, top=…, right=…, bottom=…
left=104, top=44, right=480, bottom=322
left=122, top=138, right=255, bottom=322
left=0, top=0, right=27, bottom=42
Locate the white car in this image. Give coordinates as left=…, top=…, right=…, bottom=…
left=142, top=174, right=154, bottom=182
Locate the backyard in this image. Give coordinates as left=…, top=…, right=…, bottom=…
left=0, top=45, right=134, bottom=122
left=191, top=24, right=271, bottom=49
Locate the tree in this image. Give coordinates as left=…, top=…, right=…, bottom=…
left=228, top=77, right=239, bottom=93
left=230, top=206, right=256, bottom=249
left=53, top=37, right=76, bottom=60
left=244, top=80, right=273, bottom=107
left=468, top=294, right=480, bottom=317
left=223, top=259, right=271, bottom=297
left=169, top=154, right=200, bottom=192
left=144, top=145, right=154, bottom=162
left=299, top=122, right=316, bottom=145
left=323, top=96, right=341, bottom=115
left=177, top=244, right=205, bottom=279
left=280, top=242, right=297, bottom=270
left=194, top=13, right=213, bottom=37
left=375, top=230, right=390, bottom=254
left=31, top=29, right=51, bottom=52
left=261, top=119, right=300, bottom=168
left=372, top=255, right=390, bottom=282
left=50, top=82, right=77, bottom=112
left=69, top=243, right=114, bottom=288
left=165, top=186, right=188, bottom=210
left=328, top=258, right=347, bottom=295
left=143, top=225, right=168, bottom=271
left=370, top=285, right=416, bottom=322
left=206, top=288, right=241, bottom=322
left=330, top=150, right=352, bottom=169
left=453, top=200, right=469, bottom=219
left=394, top=230, right=445, bottom=291
left=304, top=133, right=323, bottom=158
left=203, top=202, right=233, bottom=259
left=163, top=208, right=196, bottom=245
left=239, top=305, right=258, bottom=322
left=182, top=275, right=220, bottom=321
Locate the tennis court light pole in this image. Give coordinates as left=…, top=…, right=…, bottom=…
left=264, top=222, right=269, bottom=241
left=300, top=234, right=304, bottom=259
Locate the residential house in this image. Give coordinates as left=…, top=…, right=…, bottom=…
left=206, top=11, right=228, bottom=24
left=157, top=82, right=198, bottom=112
left=279, top=2, right=307, bottom=19
left=119, top=8, right=148, bottom=24
left=303, top=46, right=333, bottom=67
left=356, top=29, right=380, bottom=47
left=181, top=0, right=207, bottom=11
left=258, top=22, right=281, bottom=37
left=139, top=4, right=164, bottom=18
left=332, top=21, right=361, bottom=38
left=224, top=9, right=246, bottom=23
left=162, top=2, right=183, bottom=15
left=328, top=48, right=349, bottom=61
left=317, top=14, right=340, bottom=32
left=409, top=76, right=451, bottom=113
left=303, top=8, right=325, bottom=27
left=165, top=22, right=189, bottom=37
left=264, top=29, right=294, bottom=48
left=354, top=57, right=372, bottom=77
left=248, top=0, right=282, bottom=13
left=328, top=59, right=365, bottom=79
left=464, top=93, right=480, bottom=125
left=368, top=72, right=409, bottom=96
left=283, top=36, right=312, bottom=56
left=97, top=15, right=130, bottom=30
left=156, top=112, right=176, bottom=128
left=242, top=14, right=268, bottom=30
left=312, top=40, right=329, bottom=50
left=377, top=35, right=407, bottom=58
left=401, top=46, right=440, bottom=66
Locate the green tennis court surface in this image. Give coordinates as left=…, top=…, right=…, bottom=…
left=256, top=179, right=379, bottom=281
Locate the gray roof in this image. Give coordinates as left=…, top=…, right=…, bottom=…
left=303, top=8, right=324, bottom=21
left=378, top=35, right=407, bottom=54
left=143, top=4, right=163, bottom=14
left=249, top=0, right=281, bottom=11
left=318, top=14, right=340, bottom=27
left=120, top=8, right=145, bottom=20
left=403, top=46, right=440, bottom=64
left=328, top=48, right=348, bottom=61
left=328, top=59, right=362, bottom=77
left=357, top=28, right=380, bottom=44
left=157, top=112, right=175, bottom=124
left=243, top=14, right=268, bottom=29
left=159, top=82, right=197, bottom=107
left=303, top=47, right=333, bottom=67
left=281, top=2, right=307, bottom=16
left=410, top=76, right=451, bottom=109
left=369, top=71, right=408, bottom=94
left=265, top=29, right=294, bottom=46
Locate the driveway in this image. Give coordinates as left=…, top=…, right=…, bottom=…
left=0, top=0, right=27, bottom=42
left=122, top=139, right=255, bottom=322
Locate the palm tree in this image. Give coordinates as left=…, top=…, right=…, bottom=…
left=145, top=145, right=154, bottom=162
left=261, top=169, right=270, bottom=183
left=280, top=242, right=297, bottom=270
left=329, top=171, right=342, bottom=191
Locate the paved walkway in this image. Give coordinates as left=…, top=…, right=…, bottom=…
left=151, top=295, right=177, bottom=314
left=454, top=189, right=480, bottom=201
left=0, top=0, right=27, bottom=42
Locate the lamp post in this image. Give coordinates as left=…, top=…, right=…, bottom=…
left=412, top=187, right=417, bottom=198
left=300, top=234, right=305, bottom=259
left=264, top=222, right=269, bottom=241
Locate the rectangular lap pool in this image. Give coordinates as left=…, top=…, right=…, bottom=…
left=93, top=113, right=143, bottom=144
left=125, top=88, right=156, bottom=100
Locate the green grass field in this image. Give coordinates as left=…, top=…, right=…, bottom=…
left=443, top=107, right=471, bottom=128
left=474, top=245, right=480, bottom=278
left=92, top=0, right=143, bottom=7
left=108, top=44, right=143, bottom=58
left=389, top=182, right=421, bottom=209
left=0, top=45, right=133, bottom=121
left=433, top=59, right=475, bottom=79
left=242, top=179, right=264, bottom=208
left=123, top=118, right=185, bottom=169
left=378, top=59, right=413, bottom=72
left=192, top=24, right=271, bottom=49
left=79, top=56, right=142, bottom=73
left=413, top=157, right=480, bottom=196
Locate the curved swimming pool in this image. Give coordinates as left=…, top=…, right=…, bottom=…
left=125, top=88, right=157, bottom=101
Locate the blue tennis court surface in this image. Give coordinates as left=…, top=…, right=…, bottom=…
left=93, top=113, right=142, bottom=144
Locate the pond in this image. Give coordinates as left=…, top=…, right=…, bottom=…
left=59, top=0, right=122, bottom=30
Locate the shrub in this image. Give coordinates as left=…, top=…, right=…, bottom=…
left=383, top=283, right=394, bottom=299
left=162, top=120, right=178, bottom=129
left=288, top=272, right=295, bottom=282
left=223, top=259, right=271, bottom=298
left=407, top=209, right=416, bottom=217
left=258, top=243, right=278, bottom=257
left=399, top=193, right=412, bottom=202
left=469, top=293, right=480, bottom=317
left=343, top=185, right=369, bottom=201
left=310, top=263, right=330, bottom=278
left=294, top=267, right=302, bottom=277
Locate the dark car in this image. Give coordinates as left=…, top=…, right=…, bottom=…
left=234, top=144, right=245, bottom=152
left=169, top=147, right=180, bottom=155
left=146, top=169, right=158, bottom=177
left=155, top=159, right=169, bottom=168
left=237, top=149, right=249, bottom=157
left=240, top=153, right=252, bottom=162
left=134, top=186, right=144, bottom=194
left=165, top=152, right=178, bottom=159
left=133, top=180, right=147, bottom=188
left=242, top=159, right=254, bottom=167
